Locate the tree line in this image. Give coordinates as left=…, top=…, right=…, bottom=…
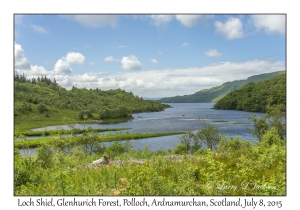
left=14, top=73, right=170, bottom=121
left=213, top=74, right=286, bottom=112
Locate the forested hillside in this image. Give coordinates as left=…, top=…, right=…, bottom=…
left=158, top=70, right=285, bottom=103
left=14, top=74, right=170, bottom=130
left=213, top=74, right=286, bottom=112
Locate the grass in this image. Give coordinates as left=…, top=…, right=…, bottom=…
left=14, top=131, right=186, bottom=149
left=230, top=122, right=252, bottom=124
left=212, top=120, right=252, bottom=124
left=212, top=120, right=229, bottom=123
left=14, top=101, right=133, bottom=132
left=15, top=128, right=131, bottom=137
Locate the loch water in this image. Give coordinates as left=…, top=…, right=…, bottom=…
left=20, top=103, right=263, bottom=155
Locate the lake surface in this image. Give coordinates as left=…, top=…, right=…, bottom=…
left=20, top=103, right=263, bottom=156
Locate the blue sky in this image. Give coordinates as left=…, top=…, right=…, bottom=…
left=14, top=14, right=286, bottom=98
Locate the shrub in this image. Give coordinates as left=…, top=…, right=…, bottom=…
left=37, top=103, right=47, bottom=113
left=261, top=127, right=284, bottom=147
left=174, top=143, right=188, bottom=154
left=35, top=144, right=53, bottom=168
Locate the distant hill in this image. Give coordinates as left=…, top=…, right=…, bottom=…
left=158, top=70, right=285, bottom=103
left=213, top=73, right=286, bottom=112
left=14, top=73, right=170, bottom=130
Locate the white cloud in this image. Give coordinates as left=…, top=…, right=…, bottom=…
left=215, top=17, right=244, bottom=39
left=205, top=49, right=222, bottom=58
left=151, top=59, right=158, bottom=64
left=31, top=24, right=49, bottom=34
left=158, top=52, right=162, bottom=55
left=55, top=59, right=284, bottom=97
left=96, top=59, right=284, bottom=97
left=14, top=43, right=285, bottom=98
left=62, top=15, right=118, bottom=28
left=181, top=42, right=189, bottom=47
left=65, top=52, right=85, bottom=65
left=53, top=52, right=85, bottom=75
left=104, top=56, right=119, bottom=62
left=176, top=15, right=203, bottom=27
left=15, top=43, right=51, bottom=77
left=53, top=59, right=72, bottom=75
left=89, top=62, right=95, bottom=65
left=151, top=15, right=174, bottom=27
left=251, top=15, right=285, bottom=35
left=30, top=65, right=50, bottom=75
left=14, top=43, right=31, bottom=71
left=121, top=55, right=142, bottom=70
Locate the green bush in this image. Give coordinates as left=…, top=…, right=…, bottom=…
left=35, top=144, right=53, bottom=168
left=37, top=103, right=47, bottom=113
left=261, top=127, right=284, bottom=147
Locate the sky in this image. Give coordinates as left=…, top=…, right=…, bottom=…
left=14, top=14, right=286, bottom=98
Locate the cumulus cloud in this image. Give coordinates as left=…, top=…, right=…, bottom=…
left=14, top=43, right=285, bottom=98
left=215, top=17, right=244, bottom=39
left=14, top=43, right=31, bottom=71
left=151, top=15, right=174, bottom=27
left=176, top=15, right=203, bottom=27
left=31, top=24, right=49, bottom=34
left=65, top=52, right=85, bottom=65
left=104, top=56, right=119, bottom=62
left=151, top=59, right=158, bottom=64
left=15, top=43, right=54, bottom=77
left=121, top=55, right=142, bottom=70
left=251, top=15, right=285, bottom=35
left=151, top=15, right=212, bottom=28
left=181, top=42, right=189, bottom=47
left=62, top=15, right=118, bottom=28
left=54, top=59, right=284, bottom=97
left=53, top=52, right=85, bottom=75
left=205, top=49, right=222, bottom=58
left=53, top=59, right=72, bottom=75
left=15, top=43, right=86, bottom=77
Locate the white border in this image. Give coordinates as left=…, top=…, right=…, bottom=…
left=2, top=0, right=298, bottom=209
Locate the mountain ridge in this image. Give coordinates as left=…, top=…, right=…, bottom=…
left=158, top=70, right=285, bottom=103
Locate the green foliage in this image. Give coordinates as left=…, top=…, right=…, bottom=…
left=14, top=131, right=185, bottom=149
left=14, top=157, right=42, bottom=190
left=15, top=127, right=129, bottom=137
left=177, top=121, right=220, bottom=153
left=214, top=74, right=286, bottom=112
left=35, top=144, right=53, bottom=168
left=106, top=142, right=126, bottom=158
left=261, top=128, right=284, bottom=147
left=159, top=70, right=285, bottom=103
left=217, top=135, right=251, bottom=152
left=196, top=124, right=220, bottom=150
left=14, top=74, right=170, bottom=131
left=37, top=103, right=47, bottom=113
left=78, top=110, right=92, bottom=120
left=248, top=104, right=286, bottom=141
left=14, top=136, right=286, bottom=196
left=174, top=143, right=188, bottom=154
left=18, top=102, right=32, bottom=112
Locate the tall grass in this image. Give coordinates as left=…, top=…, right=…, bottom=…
left=14, top=133, right=286, bottom=196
